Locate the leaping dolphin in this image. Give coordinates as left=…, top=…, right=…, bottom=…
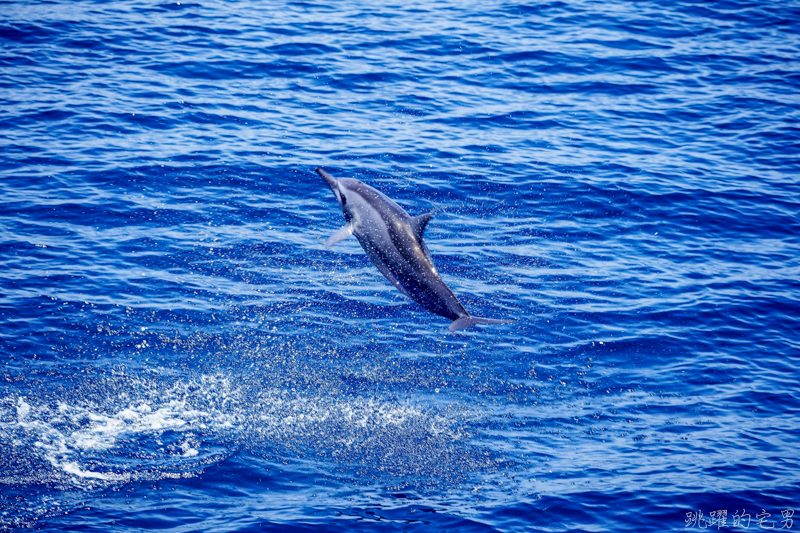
left=316, top=167, right=512, bottom=332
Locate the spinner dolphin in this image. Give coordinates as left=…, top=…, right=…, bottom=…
left=316, top=167, right=512, bottom=332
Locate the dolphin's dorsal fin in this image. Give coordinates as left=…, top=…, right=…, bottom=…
left=410, top=212, right=433, bottom=241
left=325, top=223, right=353, bottom=250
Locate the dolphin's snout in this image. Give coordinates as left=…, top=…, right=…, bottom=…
left=316, top=167, right=342, bottom=205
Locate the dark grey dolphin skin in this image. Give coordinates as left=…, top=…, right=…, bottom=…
left=316, top=167, right=512, bottom=332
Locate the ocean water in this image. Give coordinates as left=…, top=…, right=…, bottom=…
left=1, top=0, right=799, bottom=530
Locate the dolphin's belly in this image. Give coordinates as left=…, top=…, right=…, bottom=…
left=355, top=222, right=464, bottom=321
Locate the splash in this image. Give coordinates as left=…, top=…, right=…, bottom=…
left=0, top=374, right=241, bottom=486
left=0, top=372, right=482, bottom=489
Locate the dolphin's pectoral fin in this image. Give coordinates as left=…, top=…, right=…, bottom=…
left=410, top=212, right=434, bottom=241
left=325, top=223, right=354, bottom=250
left=448, top=316, right=514, bottom=332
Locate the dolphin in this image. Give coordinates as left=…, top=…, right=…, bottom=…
left=316, top=167, right=512, bottom=332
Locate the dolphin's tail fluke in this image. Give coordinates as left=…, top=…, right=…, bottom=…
left=448, top=316, right=514, bottom=332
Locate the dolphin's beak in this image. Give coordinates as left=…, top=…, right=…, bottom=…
left=316, top=167, right=342, bottom=205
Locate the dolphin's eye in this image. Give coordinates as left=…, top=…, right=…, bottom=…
left=341, top=195, right=347, bottom=205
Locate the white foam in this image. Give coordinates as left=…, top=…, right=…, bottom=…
left=1, top=373, right=471, bottom=486
left=0, top=374, right=241, bottom=484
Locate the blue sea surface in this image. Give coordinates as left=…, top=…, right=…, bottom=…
left=1, top=0, right=799, bottom=531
